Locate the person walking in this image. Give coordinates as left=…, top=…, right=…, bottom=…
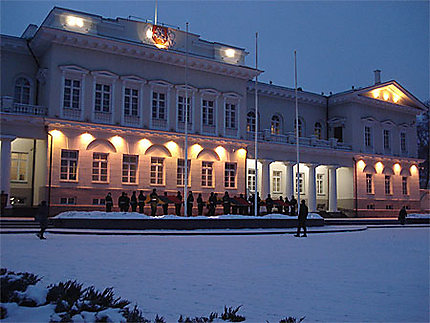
left=138, top=191, right=146, bottom=214
left=105, top=192, right=113, bottom=212
left=175, top=191, right=183, bottom=216
left=130, top=191, right=138, bottom=212
left=187, top=191, right=194, bottom=217
left=265, top=194, right=274, bottom=214
left=295, top=200, right=308, bottom=237
left=222, top=191, right=231, bottom=215
left=150, top=189, right=159, bottom=216
left=36, top=201, right=49, bottom=239
left=162, top=192, right=169, bottom=215
left=290, top=195, right=297, bottom=216
left=118, top=192, right=126, bottom=212
left=398, top=206, right=407, bottom=225
left=197, top=193, right=204, bottom=216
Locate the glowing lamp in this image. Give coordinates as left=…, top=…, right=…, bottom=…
left=49, top=130, right=62, bottom=138
left=393, top=94, right=400, bottom=103
left=81, top=132, right=94, bottom=142
left=393, top=163, right=401, bottom=175
left=166, top=141, right=178, bottom=153
left=215, top=146, right=226, bottom=160
left=375, top=162, right=384, bottom=174
left=410, top=165, right=418, bottom=175
left=146, top=28, right=153, bottom=39
left=383, top=92, right=389, bottom=101
left=225, top=48, right=235, bottom=58
left=191, top=144, right=203, bottom=158
left=138, top=139, right=151, bottom=152
left=372, top=90, right=380, bottom=99
left=111, top=135, right=123, bottom=147
left=237, top=148, right=247, bottom=158
left=357, top=160, right=365, bottom=170
left=66, top=16, right=84, bottom=28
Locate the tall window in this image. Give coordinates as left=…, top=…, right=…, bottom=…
left=10, top=152, right=28, bottom=182
left=334, top=126, right=343, bottom=142
left=225, top=103, right=236, bottom=129
left=14, top=77, right=31, bottom=104
left=364, top=126, right=372, bottom=147
left=201, top=161, right=213, bottom=187
left=294, top=119, right=303, bottom=137
left=95, top=84, right=111, bottom=112
left=366, top=174, right=373, bottom=194
left=272, top=170, right=282, bottom=193
left=152, top=92, right=166, bottom=120
left=271, top=115, right=280, bottom=134
left=400, top=132, right=407, bottom=152
left=384, top=175, right=391, bottom=195
left=202, top=100, right=214, bottom=126
left=60, top=150, right=78, bottom=181
left=177, top=159, right=191, bottom=186
left=246, top=111, right=256, bottom=132
left=63, top=79, right=80, bottom=109
left=225, top=162, right=237, bottom=188
left=178, top=96, right=192, bottom=124
left=247, top=168, right=256, bottom=192
left=316, top=174, right=324, bottom=195
left=314, top=122, right=322, bottom=139
left=122, top=155, right=138, bottom=184
left=295, top=173, right=304, bottom=194
left=124, top=88, right=139, bottom=116
left=402, top=177, right=408, bottom=195
left=92, top=153, right=108, bottom=182
left=383, top=129, right=391, bottom=150
left=150, top=157, right=164, bottom=185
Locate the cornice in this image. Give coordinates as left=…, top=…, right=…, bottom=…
left=0, top=35, right=30, bottom=55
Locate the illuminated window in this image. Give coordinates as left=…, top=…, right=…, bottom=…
left=247, top=168, right=256, bottom=192
left=178, top=96, right=192, bottom=124
left=152, top=92, right=166, bottom=120
left=202, top=161, right=213, bottom=187
left=124, top=88, right=139, bottom=116
left=177, top=159, right=191, bottom=186
left=225, top=103, right=237, bottom=129
left=295, top=173, right=304, bottom=194
left=95, top=84, right=111, bottom=112
left=317, top=174, right=324, bottom=195
left=92, top=153, right=108, bottom=182
left=400, top=132, right=407, bottom=152
left=366, top=174, right=373, bottom=194
left=202, top=100, right=214, bottom=126
left=60, top=150, right=78, bottom=181
left=150, top=157, right=164, bottom=185
left=383, top=129, right=391, bottom=150
left=384, top=175, right=391, bottom=195
left=271, top=115, right=281, bottom=135
left=272, top=170, right=282, bottom=193
left=10, top=152, right=28, bottom=182
left=225, top=162, right=237, bottom=188
left=63, top=79, right=81, bottom=109
left=246, top=111, right=256, bottom=132
left=364, top=126, right=372, bottom=147
left=14, top=77, right=31, bottom=104
left=123, top=155, right=138, bottom=184
left=402, top=177, right=408, bottom=195
left=314, top=122, right=322, bottom=139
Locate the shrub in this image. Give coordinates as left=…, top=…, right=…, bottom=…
left=220, top=305, right=245, bottom=322
left=154, top=314, right=166, bottom=323
left=0, top=306, right=7, bottom=319
left=0, top=269, right=41, bottom=303
left=46, top=280, right=84, bottom=314
left=80, top=286, right=130, bottom=312
left=279, top=316, right=306, bottom=323
left=121, top=305, right=151, bottom=323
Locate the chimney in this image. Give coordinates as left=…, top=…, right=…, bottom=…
left=374, top=69, right=381, bottom=84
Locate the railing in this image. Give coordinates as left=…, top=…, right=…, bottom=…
left=225, top=127, right=238, bottom=138
left=63, top=108, right=82, bottom=120
left=202, top=124, right=216, bottom=135
left=124, top=114, right=140, bottom=127
left=1, top=96, right=47, bottom=116
left=151, top=118, right=167, bottom=130
left=93, top=111, right=113, bottom=124
left=177, top=121, right=193, bottom=132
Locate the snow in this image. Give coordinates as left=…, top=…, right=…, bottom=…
left=407, top=213, right=430, bottom=219
left=15, top=282, right=48, bottom=306
left=54, top=211, right=323, bottom=220
left=1, top=303, right=57, bottom=323
left=1, top=227, right=428, bottom=322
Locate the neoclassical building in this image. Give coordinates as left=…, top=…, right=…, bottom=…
left=0, top=7, right=426, bottom=216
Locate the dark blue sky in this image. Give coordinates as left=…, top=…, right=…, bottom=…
left=1, top=1, right=428, bottom=101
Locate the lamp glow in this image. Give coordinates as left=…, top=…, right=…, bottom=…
left=81, top=132, right=94, bottom=142
left=138, top=138, right=152, bottom=152
left=225, top=48, right=235, bottom=58
left=166, top=141, right=179, bottom=154
left=237, top=148, right=247, bottom=158
left=191, top=144, right=203, bottom=158
left=372, top=90, right=380, bottom=98
left=393, top=163, right=401, bottom=174
left=49, top=130, right=62, bottom=138
left=410, top=165, right=418, bottom=175
left=66, top=16, right=84, bottom=28
left=146, top=28, right=153, bottom=39
left=357, top=160, right=365, bottom=170
left=375, top=162, right=384, bottom=174
left=393, top=94, right=400, bottom=103
left=111, top=135, right=123, bottom=147
left=383, top=92, right=389, bottom=101
left=215, top=146, right=226, bottom=160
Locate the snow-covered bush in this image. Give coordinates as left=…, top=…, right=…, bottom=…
left=0, top=268, right=42, bottom=304
left=279, top=316, right=306, bottom=323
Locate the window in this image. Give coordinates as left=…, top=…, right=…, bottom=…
left=366, top=174, right=373, bottom=194
left=334, top=126, right=343, bottom=142
left=124, top=88, right=139, bottom=116
left=178, top=96, right=192, bottom=124
left=225, top=103, right=236, bottom=129
left=367, top=204, right=375, bottom=209
left=152, top=92, right=166, bottom=120
left=402, top=177, right=408, bottom=195
left=384, top=175, right=391, bottom=195
left=150, top=157, right=164, bottom=185
left=295, top=173, right=304, bottom=194
left=364, top=126, right=372, bottom=147
left=122, top=155, right=138, bottom=184
left=202, top=161, right=213, bottom=187
left=177, top=159, right=191, bottom=186
left=63, top=79, right=81, bottom=109
left=383, top=129, right=391, bottom=150
left=92, top=153, right=108, bottom=182
left=202, top=100, right=214, bottom=126
left=314, top=122, right=322, bottom=139
left=14, top=77, right=31, bottom=104
left=271, top=115, right=280, bottom=135
left=95, top=84, right=111, bottom=112
left=294, top=119, right=303, bottom=137
left=400, top=132, right=407, bottom=152
left=10, top=152, right=28, bottom=182
left=247, top=111, right=256, bottom=132
left=272, top=170, right=282, bottom=193
left=385, top=205, right=393, bottom=210
left=60, top=150, right=78, bottom=181
left=225, top=163, right=237, bottom=188
left=247, top=168, right=256, bottom=192
left=316, top=174, right=324, bottom=195
left=60, top=197, right=76, bottom=205
left=92, top=198, right=106, bottom=205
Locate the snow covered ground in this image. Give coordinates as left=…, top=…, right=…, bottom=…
left=1, top=227, right=429, bottom=322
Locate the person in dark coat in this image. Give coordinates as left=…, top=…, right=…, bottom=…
left=118, top=192, right=127, bottom=212
left=398, top=206, right=407, bottom=225
left=231, top=196, right=238, bottom=215
left=138, top=191, right=146, bottom=214
left=124, top=193, right=130, bottom=212
left=36, top=201, right=49, bottom=239
left=284, top=196, right=290, bottom=215
left=265, top=194, right=274, bottom=214
left=197, top=193, right=204, bottom=216
left=290, top=195, right=297, bottom=216
left=162, top=192, right=169, bottom=215
left=105, top=192, right=113, bottom=212
left=222, top=191, right=231, bottom=215
left=150, top=189, right=159, bottom=216
left=130, top=191, right=138, bottom=212
left=187, top=191, right=194, bottom=217
left=277, top=196, right=284, bottom=214
left=249, top=194, right=255, bottom=215
left=239, top=193, right=245, bottom=215
left=175, top=191, right=183, bottom=216
left=256, top=192, right=262, bottom=216
left=208, top=192, right=216, bottom=216
left=295, top=200, right=308, bottom=237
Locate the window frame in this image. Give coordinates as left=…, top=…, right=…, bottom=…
left=60, top=149, right=79, bottom=182
left=10, top=152, right=28, bottom=182
left=92, top=152, right=109, bottom=183
left=314, top=122, right=322, bottom=140
left=402, top=176, right=408, bottom=195
left=122, top=154, right=139, bottom=184
left=177, top=158, right=191, bottom=187
left=272, top=170, right=282, bottom=193
left=14, top=77, right=32, bottom=105
left=365, top=173, right=373, bottom=194
left=60, top=65, right=89, bottom=120
left=246, top=111, right=256, bottom=133
left=224, top=162, right=237, bottom=189
left=295, top=172, right=305, bottom=194
left=271, top=115, right=281, bottom=135
left=150, top=157, right=165, bottom=186
left=316, top=173, right=325, bottom=195
left=247, top=168, right=256, bottom=192
left=384, top=175, right=392, bottom=195
left=201, top=161, right=214, bottom=188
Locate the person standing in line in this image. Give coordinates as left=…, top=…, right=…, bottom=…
left=265, top=194, right=274, bottom=214
left=130, top=191, right=138, bottom=212
left=222, top=191, right=231, bottom=215
left=105, top=192, right=113, bottom=212
left=256, top=192, right=262, bottom=216
left=138, top=191, right=146, bottom=214
left=208, top=192, right=216, bottom=216
left=277, top=196, right=284, bottom=214
left=295, top=199, right=308, bottom=237
left=197, top=193, right=204, bottom=216
left=290, top=195, right=297, bottom=216
left=398, top=206, right=407, bottom=225
left=231, top=196, right=238, bottom=215
left=162, top=192, right=169, bottom=215
left=175, top=191, right=183, bottom=216
left=284, top=196, right=290, bottom=215
left=124, top=193, right=130, bottom=212
left=150, top=189, right=159, bottom=217
left=238, top=193, right=245, bottom=215
left=36, top=201, right=49, bottom=240
left=118, top=192, right=126, bottom=212
left=249, top=194, right=255, bottom=215
left=187, top=191, right=194, bottom=217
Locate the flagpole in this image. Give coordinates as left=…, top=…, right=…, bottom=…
left=294, top=50, right=300, bottom=214
left=254, top=32, right=259, bottom=216
left=154, top=0, right=158, bottom=25
left=184, top=22, right=189, bottom=217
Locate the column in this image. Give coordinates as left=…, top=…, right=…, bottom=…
left=328, top=165, right=338, bottom=212
left=1, top=136, right=16, bottom=208
left=260, top=159, right=272, bottom=199
left=283, top=162, right=294, bottom=199
left=307, top=163, right=317, bottom=212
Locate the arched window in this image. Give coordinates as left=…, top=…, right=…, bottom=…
left=294, top=119, right=303, bottom=137
left=14, top=77, right=31, bottom=104
left=246, top=111, right=256, bottom=132
left=314, top=122, right=322, bottom=139
left=271, top=115, right=280, bottom=135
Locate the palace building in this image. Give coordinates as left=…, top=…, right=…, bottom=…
left=1, top=7, right=426, bottom=216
